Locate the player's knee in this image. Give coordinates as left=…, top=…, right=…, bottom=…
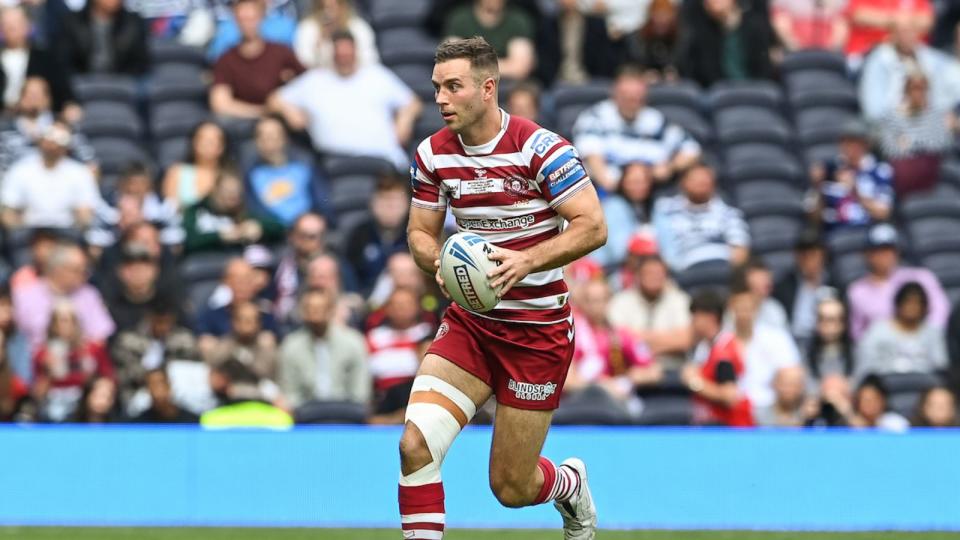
left=489, top=470, right=537, bottom=508
left=399, top=421, right=433, bottom=473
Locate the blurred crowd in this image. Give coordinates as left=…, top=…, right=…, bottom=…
left=0, top=0, right=958, bottom=429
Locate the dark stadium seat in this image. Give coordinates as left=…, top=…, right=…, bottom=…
left=723, top=143, right=798, bottom=169
left=825, top=227, right=869, bottom=254
left=675, top=260, right=732, bottom=293
left=780, top=49, right=848, bottom=77
left=749, top=216, right=802, bottom=253
left=796, top=107, right=855, bottom=147
left=920, top=253, right=960, bottom=288
left=722, top=159, right=804, bottom=187
left=761, top=250, right=796, bottom=281
left=151, top=102, right=210, bottom=141
left=378, top=27, right=438, bottom=66
left=156, top=137, right=189, bottom=169
left=735, top=182, right=804, bottom=219
left=714, top=106, right=793, bottom=146
left=77, top=102, right=145, bottom=140
left=907, top=217, right=960, bottom=258
left=324, top=155, right=396, bottom=178
left=147, top=74, right=208, bottom=105
left=706, top=80, right=784, bottom=112
left=647, top=80, right=703, bottom=111
left=658, top=105, right=713, bottom=146
left=879, top=372, right=942, bottom=419
left=186, top=279, right=220, bottom=317
left=803, top=143, right=840, bottom=167
left=413, top=108, right=445, bottom=145
left=180, top=252, right=231, bottom=283
left=369, top=0, right=431, bottom=30
left=552, top=386, right=633, bottom=426
left=900, top=189, right=960, bottom=221
left=330, top=175, right=377, bottom=214
left=786, top=74, right=859, bottom=111
left=554, top=103, right=589, bottom=139
left=149, top=39, right=207, bottom=68
left=294, top=400, right=369, bottom=424
left=635, top=395, right=693, bottom=426
left=89, top=137, right=152, bottom=177
left=939, top=158, right=960, bottom=191
left=831, top=251, right=868, bottom=287
left=551, top=79, right=612, bottom=109
left=72, top=74, right=137, bottom=105
left=327, top=208, right=370, bottom=251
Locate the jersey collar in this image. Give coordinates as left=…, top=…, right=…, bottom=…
left=459, top=108, right=510, bottom=156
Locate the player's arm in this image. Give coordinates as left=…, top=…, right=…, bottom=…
left=487, top=183, right=607, bottom=294
left=407, top=204, right=446, bottom=275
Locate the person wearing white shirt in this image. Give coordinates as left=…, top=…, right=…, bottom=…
left=293, top=0, right=379, bottom=70
left=1, top=122, right=100, bottom=230
left=270, top=29, right=420, bottom=170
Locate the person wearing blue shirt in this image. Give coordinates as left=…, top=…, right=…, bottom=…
left=244, top=115, right=330, bottom=226
left=207, top=0, right=296, bottom=61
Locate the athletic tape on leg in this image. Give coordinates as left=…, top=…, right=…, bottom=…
left=404, top=375, right=477, bottom=466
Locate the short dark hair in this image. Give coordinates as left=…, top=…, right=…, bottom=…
left=435, top=36, right=499, bottom=84
left=894, top=281, right=928, bottom=312
left=690, top=289, right=726, bottom=321
left=615, top=63, right=646, bottom=80
left=120, top=162, right=150, bottom=182
left=331, top=29, right=355, bottom=44
left=375, top=172, right=409, bottom=194
left=507, top=80, right=541, bottom=104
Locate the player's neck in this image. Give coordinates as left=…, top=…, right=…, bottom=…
left=459, top=107, right=503, bottom=147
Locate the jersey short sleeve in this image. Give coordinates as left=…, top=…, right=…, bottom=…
left=523, top=128, right=591, bottom=209
left=409, top=139, right=447, bottom=211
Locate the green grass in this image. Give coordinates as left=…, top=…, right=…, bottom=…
left=2, top=529, right=959, bottom=540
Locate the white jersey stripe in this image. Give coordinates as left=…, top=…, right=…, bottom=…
left=453, top=199, right=551, bottom=218
left=403, top=530, right=443, bottom=540
left=515, top=268, right=564, bottom=287
left=433, top=152, right=526, bottom=170
left=401, top=513, right=446, bottom=525
left=496, top=294, right=569, bottom=311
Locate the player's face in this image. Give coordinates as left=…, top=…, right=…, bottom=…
left=432, top=59, right=488, bottom=133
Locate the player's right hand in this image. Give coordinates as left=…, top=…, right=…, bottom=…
left=434, top=259, right=451, bottom=300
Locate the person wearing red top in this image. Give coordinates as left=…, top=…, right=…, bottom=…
left=567, top=279, right=662, bottom=403
left=31, top=300, right=114, bottom=422
left=844, top=0, right=933, bottom=58
left=682, top=290, right=754, bottom=427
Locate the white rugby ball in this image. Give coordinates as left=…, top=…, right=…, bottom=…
left=439, top=232, right=502, bottom=313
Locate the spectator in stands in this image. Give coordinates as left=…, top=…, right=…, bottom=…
left=849, top=374, right=909, bottom=431
left=948, top=303, right=960, bottom=392
left=70, top=375, right=120, bottom=423
left=367, top=252, right=444, bottom=320
left=621, top=0, right=680, bottom=81
left=912, top=385, right=958, bottom=427
left=738, top=258, right=790, bottom=331
left=0, top=77, right=93, bottom=175
left=653, top=164, right=750, bottom=273
left=878, top=72, right=958, bottom=197
left=855, top=281, right=948, bottom=381
left=87, top=163, right=184, bottom=257
left=14, top=242, right=115, bottom=347
left=182, top=170, right=285, bottom=255
left=111, top=298, right=198, bottom=407
left=279, top=287, right=369, bottom=409
left=573, top=65, right=701, bottom=193
left=31, top=300, right=114, bottom=422
left=771, top=0, right=848, bottom=51
left=245, top=115, right=329, bottom=226
left=305, top=252, right=366, bottom=327
left=593, top=162, right=654, bottom=268
left=609, top=253, right=692, bottom=370
left=9, top=228, right=58, bottom=294
left=859, top=16, right=960, bottom=121
left=132, top=369, right=199, bottom=424
left=58, top=0, right=149, bottom=75
left=1, top=122, right=99, bottom=230
left=210, top=0, right=304, bottom=121
left=344, top=176, right=409, bottom=294
left=204, top=0, right=297, bottom=62
left=805, top=119, right=893, bottom=235
left=294, top=0, right=378, bottom=69
left=366, top=287, right=434, bottom=418
left=204, top=301, right=278, bottom=384
left=773, top=229, right=831, bottom=349
left=444, top=0, right=536, bottom=80
left=567, top=279, right=661, bottom=406
left=847, top=223, right=949, bottom=339
left=195, top=258, right=278, bottom=349
left=0, top=285, right=29, bottom=387
left=0, top=7, right=79, bottom=119
left=845, top=0, right=933, bottom=60
left=675, top=0, right=777, bottom=88
left=162, top=121, right=232, bottom=211
left=96, top=221, right=179, bottom=292
left=806, top=295, right=855, bottom=387
left=0, top=332, right=28, bottom=421
left=100, top=244, right=181, bottom=333
left=270, top=30, right=421, bottom=170
left=728, top=280, right=801, bottom=410
left=504, top=80, right=540, bottom=122
left=804, top=372, right=856, bottom=426
left=683, top=289, right=754, bottom=426
left=201, top=358, right=292, bottom=428
left=753, top=365, right=810, bottom=427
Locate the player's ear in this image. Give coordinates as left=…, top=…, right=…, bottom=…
left=483, top=77, right=497, bottom=101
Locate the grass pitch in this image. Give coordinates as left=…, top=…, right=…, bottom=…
left=2, top=529, right=959, bottom=540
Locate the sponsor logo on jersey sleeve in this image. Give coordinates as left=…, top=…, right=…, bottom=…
left=530, top=131, right=561, bottom=157
left=542, top=151, right=587, bottom=196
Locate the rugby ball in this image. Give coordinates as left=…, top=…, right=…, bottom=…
left=439, top=232, right=502, bottom=313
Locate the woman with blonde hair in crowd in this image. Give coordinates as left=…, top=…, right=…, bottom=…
left=293, top=0, right=378, bottom=69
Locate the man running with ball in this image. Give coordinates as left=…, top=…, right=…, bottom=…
left=400, top=36, right=607, bottom=539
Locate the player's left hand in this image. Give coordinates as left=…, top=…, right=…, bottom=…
left=486, top=247, right=534, bottom=297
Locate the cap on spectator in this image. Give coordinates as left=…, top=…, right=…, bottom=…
left=627, top=232, right=659, bottom=257
left=866, top=223, right=899, bottom=249
left=795, top=228, right=824, bottom=251
left=567, top=258, right=603, bottom=282
left=839, top=118, right=870, bottom=141
left=121, top=243, right=156, bottom=263
left=243, top=244, right=274, bottom=269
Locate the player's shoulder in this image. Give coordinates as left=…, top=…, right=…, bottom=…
left=507, top=116, right=571, bottom=164
left=414, top=127, right=460, bottom=168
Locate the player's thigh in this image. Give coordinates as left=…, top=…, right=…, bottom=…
left=488, top=403, right=553, bottom=486
left=414, top=353, right=494, bottom=410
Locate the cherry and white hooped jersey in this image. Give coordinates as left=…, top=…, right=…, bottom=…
left=410, top=110, right=591, bottom=324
